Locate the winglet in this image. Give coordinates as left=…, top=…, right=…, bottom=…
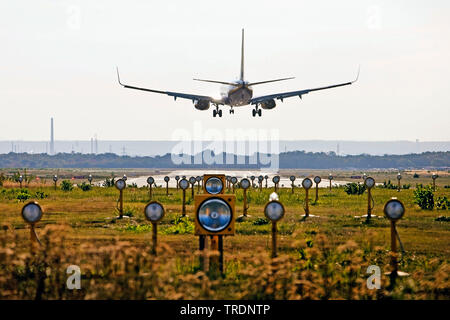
left=116, top=66, right=124, bottom=86
left=352, top=65, right=360, bottom=83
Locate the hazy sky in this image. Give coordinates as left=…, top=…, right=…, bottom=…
left=1, top=0, right=449, bottom=141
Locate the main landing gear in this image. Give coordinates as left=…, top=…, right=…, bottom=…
left=252, top=106, right=262, bottom=117
left=229, top=107, right=234, bottom=114
left=213, top=106, right=222, bottom=117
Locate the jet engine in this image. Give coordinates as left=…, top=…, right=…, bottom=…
left=194, top=100, right=210, bottom=110
left=260, top=99, right=276, bottom=110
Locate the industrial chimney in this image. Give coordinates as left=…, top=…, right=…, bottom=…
left=50, top=117, right=54, bottom=155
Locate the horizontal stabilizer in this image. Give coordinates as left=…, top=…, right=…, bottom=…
left=247, top=77, right=295, bottom=86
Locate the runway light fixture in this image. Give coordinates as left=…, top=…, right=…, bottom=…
left=21, top=201, right=43, bottom=250
left=175, top=175, right=180, bottom=190
left=363, top=173, right=367, bottom=181
left=18, top=175, right=23, bottom=188
left=264, top=175, right=269, bottom=188
left=397, top=172, right=402, bottom=192
left=164, top=176, right=170, bottom=196
left=272, top=176, right=280, bottom=192
left=258, top=175, right=263, bottom=191
left=230, top=176, right=238, bottom=193
left=250, top=175, right=256, bottom=187
left=144, top=201, right=165, bottom=255
left=196, top=175, right=202, bottom=192
left=364, top=177, right=376, bottom=222
left=88, top=174, right=93, bottom=185
left=302, top=178, right=313, bottom=219
left=313, top=176, right=321, bottom=202
left=189, top=176, right=196, bottom=198
left=115, top=178, right=126, bottom=219
left=179, top=178, right=189, bottom=217
left=328, top=173, right=333, bottom=191
left=289, top=175, right=296, bottom=194
left=122, top=174, right=127, bottom=181
left=264, top=198, right=285, bottom=258
left=383, top=198, right=408, bottom=283
left=53, top=175, right=58, bottom=190
left=238, top=178, right=251, bottom=219
left=204, top=176, right=225, bottom=195
left=226, top=175, right=231, bottom=190
left=147, top=176, right=155, bottom=200
left=431, top=173, right=438, bottom=191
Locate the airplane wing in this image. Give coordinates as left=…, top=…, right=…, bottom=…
left=116, top=68, right=224, bottom=105
left=250, top=68, right=359, bottom=105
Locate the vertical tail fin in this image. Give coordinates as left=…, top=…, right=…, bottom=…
left=240, top=28, right=244, bottom=81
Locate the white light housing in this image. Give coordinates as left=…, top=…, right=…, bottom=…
left=197, top=198, right=232, bottom=232
left=272, top=176, right=280, bottom=184
left=19, top=175, right=23, bottom=182
left=397, top=173, right=402, bottom=180
left=231, top=177, right=238, bottom=184
left=302, top=178, right=313, bottom=189
left=205, top=177, right=223, bottom=194
left=147, top=176, right=154, bottom=185
left=289, top=176, right=296, bottom=182
left=179, top=178, right=189, bottom=190
left=144, top=201, right=165, bottom=222
left=314, top=176, right=321, bottom=184
left=21, top=201, right=43, bottom=224
left=196, top=176, right=201, bottom=182
left=240, top=178, right=250, bottom=190
left=432, top=174, right=438, bottom=179
left=175, top=176, right=180, bottom=180
left=53, top=175, right=58, bottom=182
left=123, top=174, right=127, bottom=181
left=258, top=175, right=263, bottom=182
left=189, top=177, right=196, bottom=185
left=384, top=198, right=405, bottom=221
left=115, top=178, right=126, bottom=190
left=328, top=174, right=333, bottom=180
left=264, top=200, right=285, bottom=222
left=164, top=176, right=170, bottom=182
left=88, top=174, right=93, bottom=182
left=364, top=177, right=375, bottom=189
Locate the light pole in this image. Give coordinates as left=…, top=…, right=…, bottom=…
left=179, top=178, right=189, bottom=217
left=289, top=176, right=296, bottom=194
left=302, top=178, right=313, bottom=219
left=147, top=176, right=154, bottom=200
left=397, top=172, right=402, bottom=192
left=230, top=177, right=238, bottom=193
left=328, top=173, right=333, bottom=191
left=53, top=175, right=58, bottom=190
left=115, top=178, right=126, bottom=219
left=364, top=177, right=376, bottom=223
left=238, top=178, right=251, bottom=220
left=164, top=176, right=170, bottom=196
left=144, top=201, right=165, bottom=255
left=175, top=175, right=180, bottom=190
left=189, top=177, right=196, bottom=199
left=313, top=176, right=321, bottom=202
left=264, top=197, right=285, bottom=258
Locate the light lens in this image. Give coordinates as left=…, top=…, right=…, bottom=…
left=22, top=202, right=43, bottom=223
left=205, top=177, right=223, bottom=194
left=189, top=177, right=196, bottom=184
left=196, top=176, right=201, bottom=182
left=314, top=176, right=321, bottom=184
left=175, top=176, right=180, bottom=180
left=164, top=176, right=170, bottom=182
left=147, top=177, right=154, bottom=184
left=302, top=178, right=313, bottom=189
left=289, top=176, right=296, bottom=182
left=240, top=178, right=250, bottom=189
left=231, top=177, right=237, bottom=184
left=144, top=202, right=165, bottom=222
left=384, top=199, right=405, bottom=220
left=264, top=201, right=285, bottom=221
left=53, top=175, right=57, bottom=181
left=115, top=178, right=126, bottom=190
left=258, top=175, right=263, bottom=182
left=365, top=177, right=375, bottom=188
left=179, top=178, right=189, bottom=190
left=273, top=176, right=280, bottom=183
left=197, top=198, right=232, bottom=232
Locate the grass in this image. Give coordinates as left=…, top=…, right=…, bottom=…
left=0, top=170, right=449, bottom=299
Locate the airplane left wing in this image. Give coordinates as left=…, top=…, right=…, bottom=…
left=250, top=68, right=359, bottom=105
left=117, top=68, right=224, bottom=105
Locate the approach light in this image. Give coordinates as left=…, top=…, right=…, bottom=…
left=302, top=178, right=313, bottom=189
left=240, top=178, right=251, bottom=190
left=196, top=197, right=233, bottom=234
left=147, top=176, right=154, bottom=185
left=22, top=201, right=43, bottom=224
left=431, top=173, right=438, bottom=191
left=264, top=200, right=285, bottom=222
left=313, top=176, right=321, bottom=202
left=144, top=201, right=165, bottom=223
left=115, top=178, right=126, bottom=191
left=272, top=176, right=280, bottom=184
left=314, top=176, right=321, bottom=184
left=196, top=176, right=201, bottom=182
left=432, top=173, right=438, bottom=180
left=88, top=174, right=93, bottom=183
left=231, top=177, right=238, bottom=185
left=205, top=177, right=224, bottom=195
left=364, top=177, right=375, bottom=189
left=179, top=178, right=189, bottom=190
left=18, top=175, right=23, bottom=183
left=123, top=174, right=127, bottom=181
left=289, top=176, right=295, bottom=182
left=164, top=176, right=170, bottom=182
left=384, top=198, right=405, bottom=221
left=189, top=177, right=196, bottom=185
left=397, top=173, right=402, bottom=180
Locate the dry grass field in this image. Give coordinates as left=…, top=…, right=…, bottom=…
left=0, top=169, right=449, bottom=299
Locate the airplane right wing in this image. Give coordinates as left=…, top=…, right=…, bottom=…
left=116, top=68, right=225, bottom=105
left=250, top=68, right=359, bottom=105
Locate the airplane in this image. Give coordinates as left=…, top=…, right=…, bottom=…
left=116, top=29, right=359, bottom=118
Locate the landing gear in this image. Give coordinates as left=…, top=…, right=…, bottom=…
left=229, top=107, right=234, bottom=114
left=213, top=107, right=222, bottom=117
left=252, top=106, right=262, bottom=117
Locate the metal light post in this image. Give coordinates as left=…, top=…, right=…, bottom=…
left=196, top=176, right=202, bottom=193
left=364, top=177, right=376, bottom=223
left=175, top=175, right=180, bottom=190
left=258, top=175, right=263, bottom=192
left=18, top=175, right=23, bottom=188
left=328, top=173, right=333, bottom=191
left=313, top=176, right=321, bottom=202
left=53, top=175, right=58, bottom=190
left=147, top=177, right=154, bottom=200
left=164, top=176, right=170, bottom=196
left=272, top=176, right=280, bottom=193
left=264, top=175, right=269, bottom=188
left=179, top=178, right=189, bottom=217
left=264, top=196, right=285, bottom=258
left=21, top=201, right=43, bottom=253
left=432, top=173, right=438, bottom=191
left=115, top=178, right=126, bottom=219
left=289, top=176, right=296, bottom=194
left=230, top=177, right=238, bottom=193
left=397, top=172, right=402, bottom=192
left=189, top=177, right=196, bottom=199
left=144, top=201, right=165, bottom=255
left=88, top=174, right=93, bottom=185
left=302, top=178, right=313, bottom=219
left=239, top=178, right=251, bottom=219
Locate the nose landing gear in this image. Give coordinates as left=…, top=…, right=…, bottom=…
left=229, top=107, right=235, bottom=114
left=252, top=106, right=262, bottom=117
left=213, top=107, right=222, bottom=117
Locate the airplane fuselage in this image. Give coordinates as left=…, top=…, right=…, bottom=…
left=221, top=80, right=253, bottom=106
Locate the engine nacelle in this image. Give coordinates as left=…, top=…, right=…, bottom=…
left=194, top=100, right=210, bottom=110
left=260, top=99, right=276, bottom=110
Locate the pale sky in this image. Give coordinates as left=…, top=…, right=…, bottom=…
left=0, top=0, right=449, bottom=141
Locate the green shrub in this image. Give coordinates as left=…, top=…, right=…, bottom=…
left=102, top=177, right=116, bottom=188
left=16, top=190, right=31, bottom=202
left=60, top=180, right=74, bottom=192
left=162, top=216, right=194, bottom=235
left=78, top=182, right=92, bottom=191
left=344, top=183, right=366, bottom=195
left=436, top=196, right=449, bottom=210
left=34, top=191, right=48, bottom=199
left=413, top=184, right=434, bottom=210
left=253, top=217, right=269, bottom=225
left=413, top=173, right=419, bottom=178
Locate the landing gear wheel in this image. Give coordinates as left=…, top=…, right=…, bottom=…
left=258, top=109, right=262, bottom=117
left=252, top=109, right=256, bottom=117
left=230, top=108, right=234, bottom=114
left=213, top=109, right=217, bottom=117
left=218, top=109, right=223, bottom=117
